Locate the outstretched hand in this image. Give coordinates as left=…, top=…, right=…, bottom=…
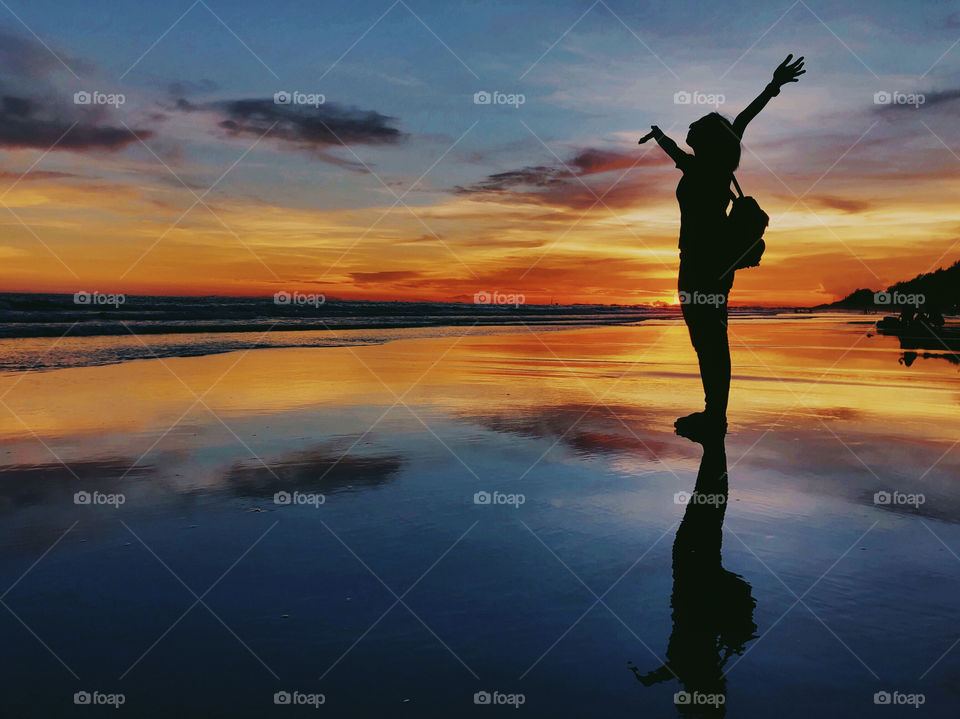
left=772, top=54, right=805, bottom=87
left=638, top=125, right=662, bottom=144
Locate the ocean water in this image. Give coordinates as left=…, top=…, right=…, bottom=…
left=0, top=292, right=677, bottom=371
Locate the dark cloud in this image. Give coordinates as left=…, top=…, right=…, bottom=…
left=0, top=94, right=151, bottom=151
left=461, top=148, right=651, bottom=191
left=165, top=96, right=404, bottom=170
left=464, top=164, right=567, bottom=192
left=874, top=87, right=960, bottom=113
left=0, top=29, right=93, bottom=80
left=923, top=88, right=960, bottom=107
left=219, top=99, right=404, bottom=146
left=567, top=148, right=653, bottom=175
left=454, top=147, right=665, bottom=209
left=176, top=97, right=405, bottom=149
left=0, top=30, right=149, bottom=152
left=810, top=195, right=872, bottom=213
left=0, top=169, right=78, bottom=181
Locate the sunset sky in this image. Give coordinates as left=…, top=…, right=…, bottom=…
left=1, top=0, right=960, bottom=305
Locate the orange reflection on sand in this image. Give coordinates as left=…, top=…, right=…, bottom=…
left=0, top=317, right=957, bottom=451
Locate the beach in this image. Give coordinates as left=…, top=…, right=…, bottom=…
left=1, top=314, right=959, bottom=717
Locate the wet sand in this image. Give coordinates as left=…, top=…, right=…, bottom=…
left=1, top=314, right=959, bottom=717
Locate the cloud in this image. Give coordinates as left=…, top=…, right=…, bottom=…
left=921, top=88, right=960, bottom=108
left=0, top=29, right=93, bottom=80
left=219, top=99, right=404, bottom=147
left=0, top=31, right=149, bottom=152
left=0, top=169, right=78, bottom=182
left=165, top=96, right=406, bottom=170
left=809, top=195, right=872, bottom=213
left=567, top=148, right=653, bottom=175
left=873, top=87, right=960, bottom=113
left=464, top=164, right=566, bottom=192
left=0, top=94, right=151, bottom=151
left=453, top=147, right=665, bottom=209
left=462, top=148, right=655, bottom=190
left=176, top=96, right=405, bottom=149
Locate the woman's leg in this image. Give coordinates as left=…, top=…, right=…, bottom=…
left=682, top=299, right=730, bottom=421
left=701, top=302, right=730, bottom=420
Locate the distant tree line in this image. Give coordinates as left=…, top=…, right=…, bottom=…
left=824, top=259, right=960, bottom=313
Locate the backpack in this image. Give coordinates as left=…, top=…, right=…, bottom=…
left=722, top=174, right=768, bottom=278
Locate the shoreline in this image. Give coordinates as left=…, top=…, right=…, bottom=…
left=0, top=311, right=853, bottom=374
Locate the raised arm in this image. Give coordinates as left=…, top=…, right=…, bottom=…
left=732, top=54, right=805, bottom=138
left=639, top=125, right=692, bottom=169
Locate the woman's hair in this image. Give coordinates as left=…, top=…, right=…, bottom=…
left=692, top=112, right=741, bottom=173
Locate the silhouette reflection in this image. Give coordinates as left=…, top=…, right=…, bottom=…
left=632, top=435, right=757, bottom=716
left=899, top=350, right=960, bottom=368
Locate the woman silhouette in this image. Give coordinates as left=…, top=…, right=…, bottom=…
left=640, top=55, right=804, bottom=440
left=631, top=435, right=757, bottom=717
